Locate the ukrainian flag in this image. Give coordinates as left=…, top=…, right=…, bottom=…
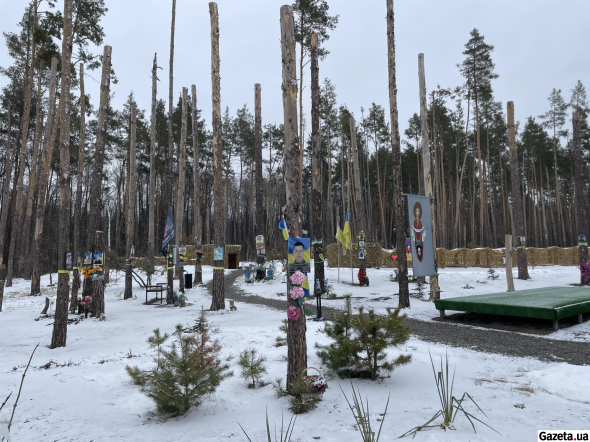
left=343, top=211, right=351, bottom=250
left=278, top=218, right=289, bottom=241
left=335, top=215, right=350, bottom=252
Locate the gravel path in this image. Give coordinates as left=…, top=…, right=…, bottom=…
left=204, top=270, right=589, bottom=366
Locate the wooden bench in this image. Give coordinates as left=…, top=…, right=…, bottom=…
left=145, top=285, right=165, bottom=305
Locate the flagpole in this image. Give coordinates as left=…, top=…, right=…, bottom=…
left=337, top=213, right=340, bottom=284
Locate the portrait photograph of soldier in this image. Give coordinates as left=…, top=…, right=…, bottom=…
left=288, top=238, right=310, bottom=274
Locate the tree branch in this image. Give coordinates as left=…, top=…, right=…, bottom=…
left=8, top=344, right=39, bottom=432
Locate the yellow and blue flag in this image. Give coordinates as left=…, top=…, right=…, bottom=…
left=278, top=218, right=289, bottom=241
left=335, top=212, right=351, bottom=252
left=343, top=211, right=351, bottom=249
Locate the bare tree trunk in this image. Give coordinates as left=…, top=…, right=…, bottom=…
left=191, top=84, right=202, bottom=284
left=209, top=2, right=225, bottom=311
left=51, top=0, right=73, bottom=349
left=83, top=46, right=112, bottom=310
left=350, top=116, right=365, bottom=272
left=281, top=4, right=306, bottom=391
left=124, top=104, right=137, bottom=300
left=29, top=58, right=58, bottom=296
left=454, top=96, right=470, bottom=248
left=572, top=112, right=589, bottom=282
left=387, top=1, right=409, bottom=306
left=507, top=101, right=529, bottom=280
left=21, top=61, right=45, bottom=278
left=255, top=83, right=265, bottom=272
left=148, top=54, right=158, bottom=281
left=176, top=88, right=187, bottom=293
left=167, top=0, right=177, bottom=207
left=418, top=54, right=439, bottom=301
left=505, top=234, right=514, bottom=292
left=70, top=63, right=86, bottom=306
left=6, top=3, right=38, bottom=286
left=327, top=124, right=334, bottom=242
left=0, top=104, right=14, bottom=311
left=310, top=34, right=324, bottom=300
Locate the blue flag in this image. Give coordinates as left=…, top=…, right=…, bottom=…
left=162, top=205, right=175, bottom=256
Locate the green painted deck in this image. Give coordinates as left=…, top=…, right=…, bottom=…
left=434, top=286, right=590, bottom=321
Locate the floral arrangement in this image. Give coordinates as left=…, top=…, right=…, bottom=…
left=358, top=266, right=368, bottom=286
left=580, top=260, right=590, bottom=284
left=287, top=270, right=307, bottom=321
left=81, top=267, right=102, bottom=278
left=76, top=296, right=93, bottom=307
left=287, top=305, right=301, bottom=321
left=306, top=374, right=328, bottom=393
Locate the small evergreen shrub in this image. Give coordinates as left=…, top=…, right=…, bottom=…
left=288, top=370, right=322, bottom=415
left=275, top=319, right=288, bottom=347
left=487, top=268, right=499, bottom=280
left=238, top=348, right=268, bottom=388
left=126, top=310, right=232, bottom=415
left=316, top=296, right=412, bottom=380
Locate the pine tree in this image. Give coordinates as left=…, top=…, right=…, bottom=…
left=316, top=296, right=360, bottom=375
left=292, top=0, right=339, bottom=198
left=539, top=88, right=569, bottom=246
left=288, top=369, right=322, bottom=414
left=459, top=28, right=498, bottom=247
left=238, top=348, right=268, bottom=389
left=354, top=307, right=412, bottom=381
left=126, top=320, right=232, bottom=415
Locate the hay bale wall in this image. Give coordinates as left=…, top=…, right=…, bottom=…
left=326, top=244, right=580, bottom=268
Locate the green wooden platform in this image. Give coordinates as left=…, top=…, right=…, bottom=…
left=434, top=286, right=590, bottom=330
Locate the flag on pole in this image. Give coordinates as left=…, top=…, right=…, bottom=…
left=278, top=218, right=289, bottom=241
left=161, top=205, right=175, bottom=256
left=335, top=214, right=349, bottom=253
left=343, top=211, right=351, bottom=250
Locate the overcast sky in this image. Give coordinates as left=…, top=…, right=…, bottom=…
left=1, top=0, right=589, bottom=142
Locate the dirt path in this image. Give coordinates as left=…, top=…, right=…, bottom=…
left=203, top=270, right=589, bottom=366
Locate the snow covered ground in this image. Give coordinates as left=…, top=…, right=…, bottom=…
left=1, top=266, right=589, bottom=442
left=238, top=262, right=590, bottom=341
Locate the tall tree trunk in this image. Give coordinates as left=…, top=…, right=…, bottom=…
left=70, top=63, right=86, bottom=306
left=176, top=88, right=187, bottom=293
left=6, top=3, right=38, bottom=286
left=281, top=4, right=306, bottom=391
left=21, top=61, right=45, bottom=278
left=83, top=46, right=112, bottom=310
left=255, top=83, right=265, bottom=270
left=350, top=116, right=365, bottom=274
left=310, top=34, right=324, bottom=300
left=572, top=112, right=589, bottom=282
left=507, top=101, right=529, bottom=280
left=30, top=58, right=58, bottom=296
left=191, top=84, right=202, bottom=284
left=209, top=2, right=225, bottom=311
left=51, top=0, right=73, bottom=349
left=418, top=54, right=438, bottom=301
left=0, top=105, right=14, bottom=311
left=327, top=124, right=334, bottom=242
left=148, top=54, right=158, bottom=282
left=387, top=1, right=409, bottom=306
left=454, top=95, right=470, bottom=248
left=124, top=104, right=137, bottom=300
left=167, top=0, right=176, bottom=208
